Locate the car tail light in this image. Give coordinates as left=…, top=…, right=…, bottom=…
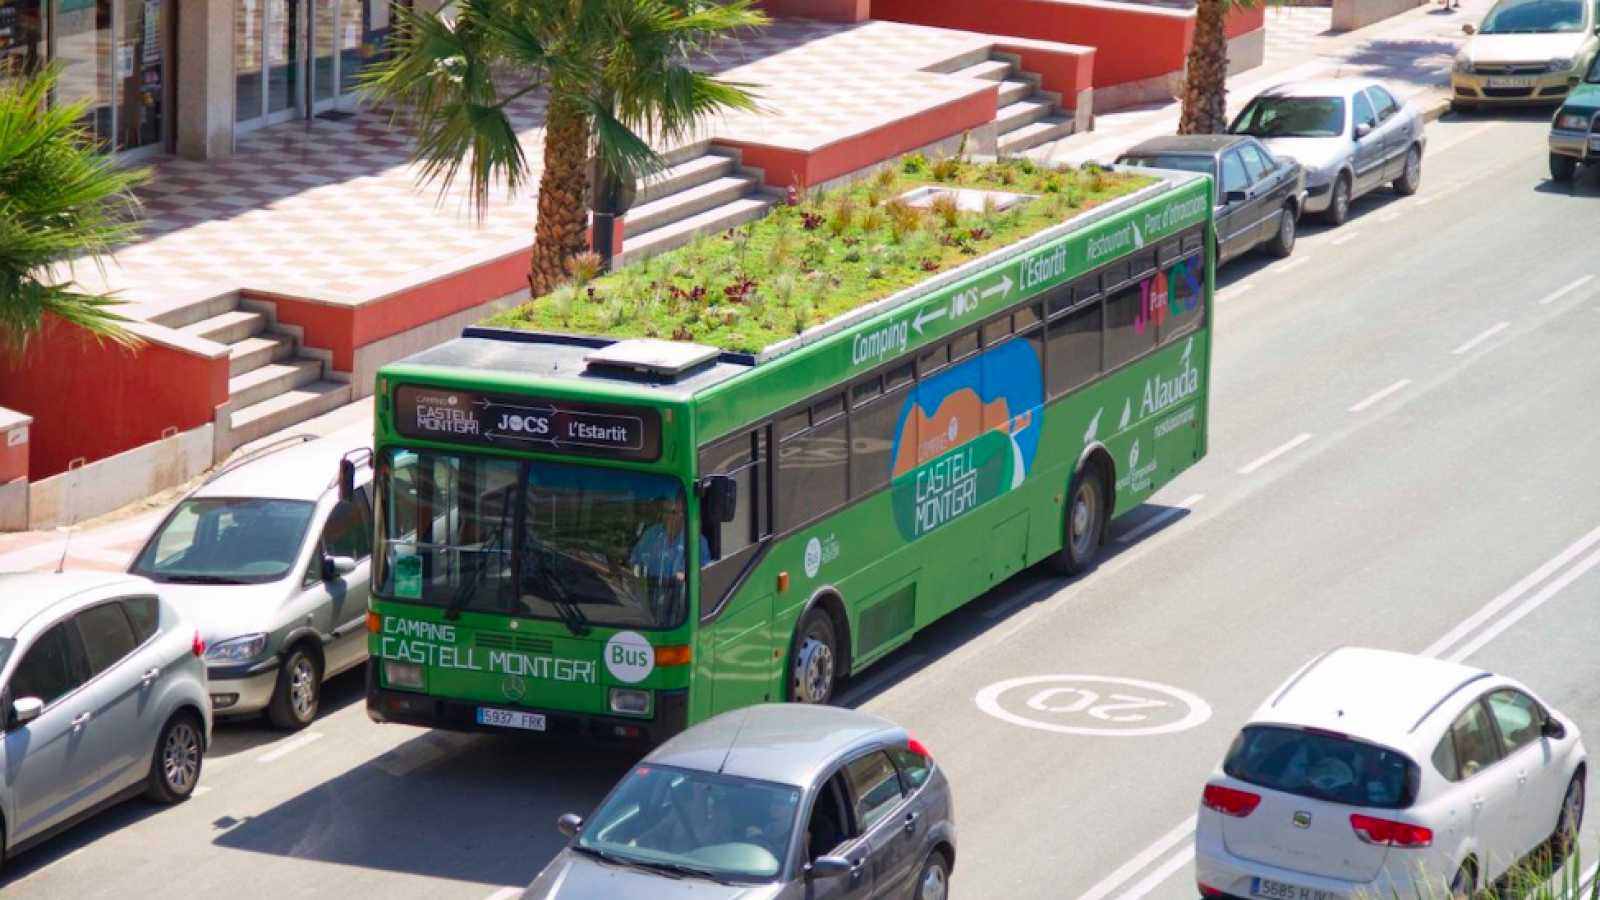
left=1202, top=784, right=1261, bottom=817
left=1350, top=814, right=1432, bottom=848
left=191, top=631, right=206, bottom=658
left=1199, top=884, right=1227, bottom=898
left=907, top=735, right=933, bottom=759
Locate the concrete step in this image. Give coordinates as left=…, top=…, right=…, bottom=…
left=146, top=292, right=239, bottom=330
left=998, top=114, right=1077, bottom=155
left=928, top=45, right=996, bottom=75
left=228, top=358, right=322, bottom=410
left=625, top=175, right=760, bottom=237
left=229, top=380, right=354, bottom=448
left=949, top=59, right=1014, bottom=82
left=995, top=98, right=1057, bottom=135
left=229, top=334, right=296, bottom=377
left=182, top=309, right=266, bottom=346
left=635, top=153, right=738, bottom=206
left=618, top=194, right=779, bottom=267
left=997, top=79, right=1035, bottom=107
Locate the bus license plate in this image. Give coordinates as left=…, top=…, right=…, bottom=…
left=1486, top=76, right=1532, bottom=88
left=477, top=707, right=546, bottom=732
left=1251, top=878, right=1332, bottom=900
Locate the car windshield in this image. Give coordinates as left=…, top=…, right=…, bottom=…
left=1479, top=0, right=1585, bottom=33
left=1119, top=154, right=1215, bottom=175
left=1224, top=725, right=1420, bottom=809
left=1232, top=96, right=1347, bottom=138
left=577, top=765, right=802, bottom=882
left=374, top=449, right=691, bottom=631
left=132, top=498, right=316, bottom=584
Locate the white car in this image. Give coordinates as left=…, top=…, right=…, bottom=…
left=1196, top=647, right=1586, bottom=900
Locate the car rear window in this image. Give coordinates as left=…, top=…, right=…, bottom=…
left=1224, top=725, right=1419, bottom=810
left=1118, top=154, right=1215, bottom=176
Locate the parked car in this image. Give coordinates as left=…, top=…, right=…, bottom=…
left=1116, top=135, right=1304, bottom=266
left=1230, top=79, right=1426, bottom=226
left=129, top=433, right=374, bottom=730
left=528, top=704, right=955, bottom=899
left=0, top=572, right=211, bottom=870
left=1548, top=53, right=1600, bottom=180
left=1196, top=647, right=1586, bottom=900
left=1453, top=0, right=1600, bottom=111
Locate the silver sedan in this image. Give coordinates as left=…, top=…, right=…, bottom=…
left=1229, top=78, right=1428, bottom=226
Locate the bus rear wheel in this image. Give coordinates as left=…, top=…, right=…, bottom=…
left=790, top=607, right=839, bottom=705
left=1049, top=466, right=1106, bottom=576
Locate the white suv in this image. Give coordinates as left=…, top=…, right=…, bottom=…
left=1196, top=647, right=1586, bottom=900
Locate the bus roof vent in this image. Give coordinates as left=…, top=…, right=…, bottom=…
left=584, top=338, right=721, bottom=381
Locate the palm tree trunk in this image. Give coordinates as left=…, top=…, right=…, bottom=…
left=1178, top=0, right=1232, bottom=136
left=529, top=95, right=591, bottom=297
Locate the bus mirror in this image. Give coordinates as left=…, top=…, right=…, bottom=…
left=338, top=459, right=356, bottom=501
left=703, top=475, right=738, bottom=524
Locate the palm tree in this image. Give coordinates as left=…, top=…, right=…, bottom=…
left=362, top=0, right=766, bottom=296
left=1178, top=0, right=1263, bottom=135
left=0, top=66, right=148, bottom=357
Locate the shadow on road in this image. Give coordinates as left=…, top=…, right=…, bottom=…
left=206, top=668, right=368, bottom=761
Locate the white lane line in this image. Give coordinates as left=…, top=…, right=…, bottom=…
left=1072, top=816, right=1199, bottom=900
left=1115, top=846, right=1197, bottom=900
left=1216, top=282, right=1254, bottom=304
left=1237, top=434, right=1313, bottom=475
left=1537, top=274, right=1595, bottom=306
left=1423, top=522, right=1600, bottom=659
left=1116, top=495, right=1205, bottom=545
left=1331, top=231, right=1361, bottom=246
left=1274, top=256, right=1311, bottom=274
left=1416, top=197, right=1434, bottom=206
left=838, top=654, right=925, bottom=706
left=255, top=731, right=324, bottom=764
left=983, top=579, right=1060, bottom=621
left=483, top=888, right=523, bottom=900
left=1348, top=379, right=1412, bottom=413
left=1451, top=321, right=1510, bottom=355
left=1428, top=121, right=1497, bottom=156
left=1446, top=544, right=1600, bottom=664
left=192, top=786, right=213, bottom=798
left=1378, top=212, right=1402, bottom=223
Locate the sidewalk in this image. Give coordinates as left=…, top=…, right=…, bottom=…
left=1030, top=0, right=1485, bottom=166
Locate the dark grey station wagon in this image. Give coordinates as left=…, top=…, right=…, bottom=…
left=525, top=704, right=955, bottom=900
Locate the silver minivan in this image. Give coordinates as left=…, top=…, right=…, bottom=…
left=129, top=434, right=374, bottom=729
left=0, top=572, right=211, bottom=871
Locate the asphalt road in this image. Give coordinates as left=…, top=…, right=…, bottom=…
left=9, top=113, right=1600, bottom=900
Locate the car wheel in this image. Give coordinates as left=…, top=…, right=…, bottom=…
left=915, top=850, right=951, bottom=900
left=267, top=646, right=322, bottom=730
left=789, top=607, right=839, bottom=705
left=1550, top=152, right=1579, bottom=183
left=145, top=710, right=204, bottom=803
left=1393, top=146, right=1423, bottom=196
left=1552, top=773, right=1585, bottom=861
left=1449, top=860, right=1476, bottom=900
left=1048, top=464, right=1106, bottom=575
left=1265, top=203, right=1297, bottom=258
left=1320, top=175, right=1352, bottom=226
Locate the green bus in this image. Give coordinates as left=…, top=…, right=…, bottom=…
left=365, top=168, right=1215, bottom=744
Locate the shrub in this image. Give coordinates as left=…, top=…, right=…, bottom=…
left=930, top=154, right=962, bottom=183
left=929, top=192, right=962, bottom=230
left=567, top=251, right=603, bottom=286
left=885, top=198, right=924, bottom=242
left=860, top=206, right=887, bottom=233
left=901, top=152, right=928, bottom=175
left=827, top=199, right=856, bottom=237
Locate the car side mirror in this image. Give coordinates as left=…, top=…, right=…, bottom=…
left=1461, top=22, right=1476, bottom=34
left=338, top=458, right=357, bottom=502
left=700, top=475, right=738, bottom=525
left=1543, top=717, right=1567, bottom=740
left=323, top=555, right=358, bottom=580
left=1224, top=190, right=1249, bottom=205
left=557, top=813, right=584, bottom=838
left=1355, top=122, right=1374, bottom=139
left=807, top=856, right=855, bottom=880
left=11, top=697, right=44, bottom=729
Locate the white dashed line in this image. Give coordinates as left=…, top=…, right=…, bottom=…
left=1378, top=212, right=1402, bottom=223
left=1331, top=231, right=1361, bottom=246
left=1275, top=256, right=1311, bottom=274
left=192, top=786, right=212, bottom=798
left=1348, top=379, right=1412, bottom=413
left=1071, top=816, right=1199, bottom=900
left=1238, top=433, right=1314, bottom=475
left=1451, top=321, right=1511, bottom=355
left=1216, top=282, right=1254, bottom=303
left=1116, top=494, right=1205, bottom=545
left=1416, top=197, right=1433, bottom=206
left=483, top=888, right=524, bottom=900
left=1114, top=846, right=1197, bottom=900
left=255, top=731, right=324, bottom=764
left=1537, top=274, right=1595, bottom=305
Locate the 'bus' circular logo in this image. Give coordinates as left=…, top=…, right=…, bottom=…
left=804, top=537, right=823, bottom=578
left=605, top=631, right=654, bottom=684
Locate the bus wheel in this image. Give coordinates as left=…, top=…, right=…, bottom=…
left=790, top=608, right=839, bottom=705
left=1050, top=466, right=1106, bottom=576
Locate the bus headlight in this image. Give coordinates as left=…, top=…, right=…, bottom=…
left=609, top=688, right=652, bottom=716
left=384, top=660, right=425, bottom=689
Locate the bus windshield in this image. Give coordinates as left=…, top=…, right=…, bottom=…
left=375, top=449, right=691, bottom=630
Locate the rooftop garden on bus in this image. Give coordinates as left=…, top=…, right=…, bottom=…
left=484, top=154, right=1153, bottom=354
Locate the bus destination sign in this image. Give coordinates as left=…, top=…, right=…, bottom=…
left=394, top=385, right=661, bottom=462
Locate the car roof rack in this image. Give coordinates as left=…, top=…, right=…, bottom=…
left=200, top=434, right=318, bottom=489
left=1408, top=672, right=1493, bottom=734
left=1269, top=646, right=1342, bottom=708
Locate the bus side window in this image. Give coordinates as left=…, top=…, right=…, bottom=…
left=699, top=433, right=759, bottom=566
left=777, top=414, right=848, bottom=533
left=849, top=376, right=912, bottom=497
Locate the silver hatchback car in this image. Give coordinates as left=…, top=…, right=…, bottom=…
left=0, top=572, right=211, bottom=871
left=529, top=705, right=956, bottom=900
left=129, top=433, right=374, bottom=729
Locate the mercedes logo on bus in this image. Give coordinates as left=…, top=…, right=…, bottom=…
left=501, top=675, right=528, bottom=702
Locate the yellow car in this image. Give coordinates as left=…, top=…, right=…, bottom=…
left=1452, top=0, right=1600, bottom=110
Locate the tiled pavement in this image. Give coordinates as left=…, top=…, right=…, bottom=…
left=88, top=20, right=989, bottom=313
left=1263, top=6, right=1336, bottom=69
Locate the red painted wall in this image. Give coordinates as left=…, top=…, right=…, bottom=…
left=0, top=424, right=26, bottom=484
left=0, top=319, right=229, bottom=479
